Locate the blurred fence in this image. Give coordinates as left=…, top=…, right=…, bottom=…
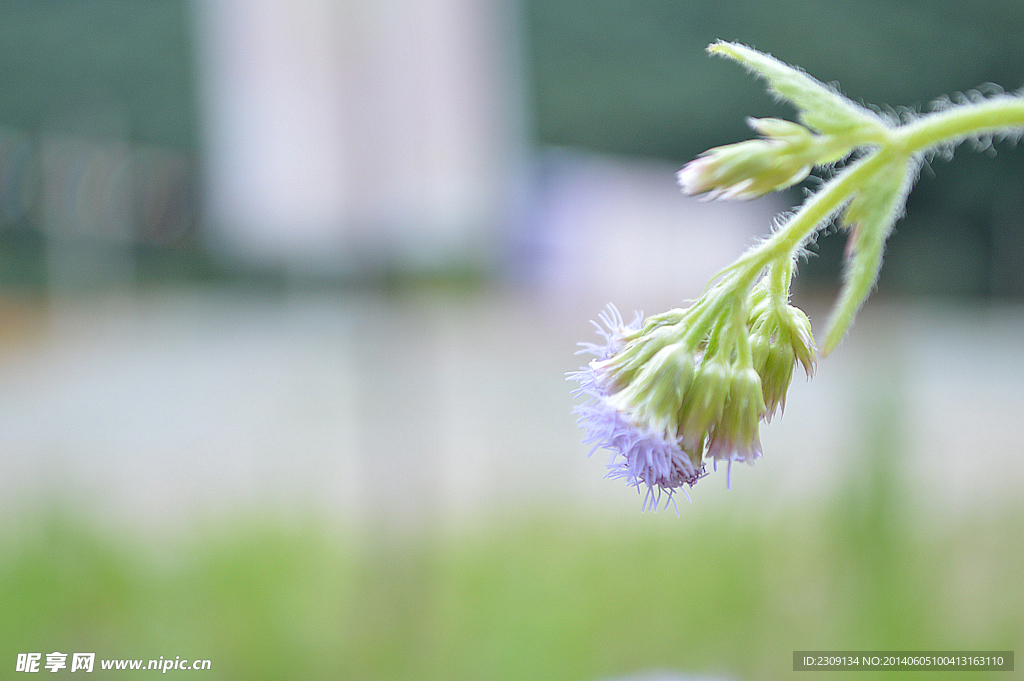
left=0, top=124, right=200, bottom=288
left=1, top=285, right=1021, bottom=534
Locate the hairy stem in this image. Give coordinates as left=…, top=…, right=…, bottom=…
left=729, top=97, right=1024, bottom=287
left=897, top=97, right=1024, bottom=154
left=733, top=148, right=897, bottom=272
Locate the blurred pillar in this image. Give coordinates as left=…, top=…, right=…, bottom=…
left=41, top=119, right=135, bottom=297
left=191, top=0, right=528, bottom=275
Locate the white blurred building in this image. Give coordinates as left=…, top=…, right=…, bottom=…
left=188, top=0, right=783, bottom=308
left=191, top=0, right=529, bottom=274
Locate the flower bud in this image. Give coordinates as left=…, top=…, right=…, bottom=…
left=706, top=367, right=766, bottom=465
left=785, top=305, right=817, bottom=377
left=755, top=335, right=796, bottom=420
left=596, top=324, right=678, bottom=392
left=678, top=358, right=733, bottom=450
left=678, top=140, right=811, bottom=201
left=606, top=342, right=695, bottom=440
left=571, top=295, right=813, bottom=505
left=677, top=117, right=835, bottom=200
left=748, top=301, right=816, bottom=420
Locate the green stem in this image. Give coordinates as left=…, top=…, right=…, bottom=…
left=681, top=289, right=726, bottom=349
left=686, top=96, right=1024, bottom=363
left=768, top=257, right=792, bottom=312
left=732, top=148, right=894, bottom=273
left=897, top=97, right=1024, bottom=154
left=726, top=97, right=1024, bottom=285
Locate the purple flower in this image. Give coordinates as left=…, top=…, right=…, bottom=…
left=569, top=306, right=706, bottom=512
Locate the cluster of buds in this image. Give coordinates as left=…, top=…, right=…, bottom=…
left=570, top=279, right=816, bottom=510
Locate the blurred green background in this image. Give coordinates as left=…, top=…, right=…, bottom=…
left=1, top=1, right=1022, bottom=679
left=2, top=472, right=1022, bottom=680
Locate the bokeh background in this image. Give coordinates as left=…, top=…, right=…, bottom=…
left=1, top=1, right=1022, bottom=679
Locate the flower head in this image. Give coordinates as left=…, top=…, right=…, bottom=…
left=569, top=306, right=706, bottom=511
left=570, top=292, right=816, bottom=509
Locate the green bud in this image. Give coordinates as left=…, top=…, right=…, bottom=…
left=679, top=114, right=865, bottom=200
left=679, top=140, right=811, bottom=201
left=746, top=282, right=816, bottom=420
left=678, top=358, right=733, bottom=451
left=679, top=121, right=807, bottom=200
left=753, top=331, right=796, bottom=421
left=748, top=117, right=855, bottom=167
left=597, top=324, right=676, bottom=390
left=784, top=305, right=817, bottom=377
left=707, top=366, right=766, bottom=464
left=607, top=342, right=696, bottom=438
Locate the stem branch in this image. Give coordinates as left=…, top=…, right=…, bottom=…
left=735, top=149, right=895, bottom=272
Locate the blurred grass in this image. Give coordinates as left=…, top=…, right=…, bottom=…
left=1, top=472, right=1020, bottom=681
